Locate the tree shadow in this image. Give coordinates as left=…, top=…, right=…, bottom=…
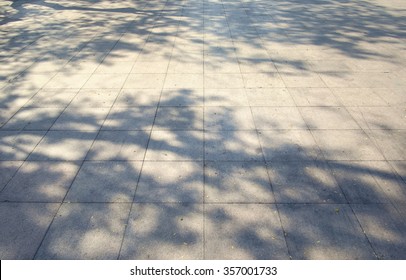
left=0, top=0, right=405, bottom=260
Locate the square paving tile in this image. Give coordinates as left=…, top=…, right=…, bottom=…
left=205, top=106, right=255, bottom=130
left=0, top=108, right=19, bottom=127
left=204, top=74, right=245, bottom=89
left=389, top=161, right=406, bottom=182
left=205, top=204, right=288, bottom=259
left=145, top=130, right=203, bottom=160
left=60, top=60, right=101, bottom=74
left=205, top=130, right=263, bottom=161
left=154, top=107, right=203, bottom=130
left=65, top=161, right=141, bottom=202
left=123, top=74, right=165, bottom=89
left=164, top=74, right=204, bottom=89
left=0, top=161, right=23, bottom=192
left=279, top=71, right=326, bottom=88
left=352, top=204, right=406, bottom=259
left=312, top=130, right=385, bottom=160
left=0, top=131, right=46, bottom=160
left=131, top=61, right=169, bottom=73
left=267, top=161, right=345, bottom=203
left=69, top=89, right=119, bottom=108
left=24, top=89, right=79, bottom=108
left=278, top=204, right=376, bottom=259
left=120, top=203, right=203, bottom=259
left=102, top=107, right=156, bottom=130
left=242, top=72, right=285, bottom=88
left=288, top=88, right=341, bottom=107
left=252, top=107, right=307, bottom=129
left=204, top=161, right=274, bottom=203
left=0, top=161, right=80, bottom=202
left=35, top=203, right=130, bottom=259
left=369, top=130, right=406, bottom=160
left=44, top=73, right=91, bottom=89
left=160, top=88, right=204, bottom=106
left=332, top=88, right=387, bottom=106
left=0, top=202, right=60, bottom=259
left=51, top=107, right=110, bottom=131
left=204, top=89, right=249, bottom=106
left=115, top=89, right=161, bottom=107
left=95, top=61, right=134, bottom=74
left=258, top=130, right=323, bottom=161
left=135, top=161, right=203, bottom=203
left=83, top=74, right=128, bottom=89
left=348, top=107, right=406, bottom=130
left=329, top=160, right=406, bottom=204
left=246, top=88, right=295, bottom=106
left=1, top=107, right=64, bottom=130
left=87, top=131, right=149, bottom=160
left=299, top=107, right=360, bottom=129
left=28, top=131, right=97, bottom=161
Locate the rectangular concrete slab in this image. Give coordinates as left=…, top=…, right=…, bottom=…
left=65, top=161, right=142, bottom=202
left=0, top=161, right=81, bottom=202
left=154, top=107, right=203, bottom=130
left=0, top=161, right=23, bottom=192
left=35, top=203, right=130, bottom=259
left=86, top=131, right=149, bottom=161
left=252, top=107, right=307, bottom=129
left=0, top=202, right=59, bottom=259
left=145, top=130, right=203, bottom=160
left=205, top=130, right=263, bottom=161
left=267, top=161, right=345, bottom=203
left=204, top=161, right=274, bottom=203
left=120, top=203, right=203, bottom=259
left=205, top=204, right=289, bottom=259
left=205, top=106, right=256, bottom=130
left=258, top=130, right=323, bottom=161
left=278, top=204, right=376, bottom=259
left=0, top=131, right=46, bottom=161
left=28, top=131, right=97, bottom=161
left=352, top=204, right=406, bottom=259
left=135, top=161, right=203, bottom=203
left=1, top=107, right=64, bottom=131
left=312, top=130, right=385, bottom=160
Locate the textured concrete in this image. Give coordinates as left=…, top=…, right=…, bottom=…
left=0, top=0, right=405, bottom=259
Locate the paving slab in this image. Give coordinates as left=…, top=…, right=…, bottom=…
left=101, top=107, right=156, bottom=130
left=1, top=107, right=64, bottom=131
left=205, top=204, right=288, bottom=259
left=0, top=161, right=81, bottom=202
left=267, top=161, right=345, bottom=203
left=120, top=203, right=203, bottom=259
left=258, top=130, right=323, bottom=162
left=205, top=106, right=255, bottom=130
left=1, top=0, right=406, bottom=260
left=35, top=203, right=130, bottom=260
left=0, top=131, right=46, bottom=161
left=288, top=88, right=341, bottom=107
left=0, top=161, right=23, bottom=192
left=65, top=161, right=142, bottom=203
left=0, top=202, right=60, bottom=259
left=28, top=131, right=97, bottom=161
left=312, top=130, right=385, bottom=161
left=135, top=161, right=203, bottom=203
left=352, top=204, right=406, bottom=259
left=278, top=204, right=377, bottom=259
left=205, top=130, right=263, bottom=161
left=145, top=130, right=203, bottom=161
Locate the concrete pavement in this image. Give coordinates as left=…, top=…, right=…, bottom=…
left=0, top=0, right=405, bottom=259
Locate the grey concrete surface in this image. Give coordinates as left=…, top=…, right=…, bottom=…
left=0, top=0, right=405, bottom=259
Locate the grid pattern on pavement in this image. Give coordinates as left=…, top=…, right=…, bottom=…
left=0, top=0, right=405, bottom=259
